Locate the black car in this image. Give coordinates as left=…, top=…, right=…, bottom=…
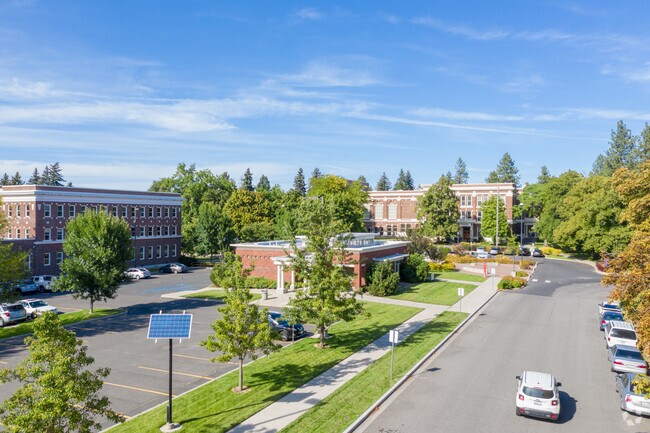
left=268, top=311, right=305, bottom=341
left=159, top=263, right=188, bottom=274
left=532, top=249, right=545, bottom=257
left=519, top=247, right=531, bottom=256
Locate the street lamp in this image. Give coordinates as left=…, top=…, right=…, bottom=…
left=133, top=206, right=140, bottom=268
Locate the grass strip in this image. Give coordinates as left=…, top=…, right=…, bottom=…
left=107, top=302, right=421, bottom=433
left=434, top=271, right=486, bottom=283
left=281, top=311, right=468, bottom=433
left=0, top=309, right=121, bottom=340
left=183, top=289, right=262, bottom=302
left=389, top=281, right=477, bottom=305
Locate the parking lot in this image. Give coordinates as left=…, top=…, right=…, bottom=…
left=0, top=268, right=285, bottom=427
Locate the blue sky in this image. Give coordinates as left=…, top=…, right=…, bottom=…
left=1, top=1, right=649, bottom=190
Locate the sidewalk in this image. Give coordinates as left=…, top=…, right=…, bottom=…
left=227, top=275, right=500, bottom=433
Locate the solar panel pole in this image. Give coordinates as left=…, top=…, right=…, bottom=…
left=167, top=338, right=173, bottom=426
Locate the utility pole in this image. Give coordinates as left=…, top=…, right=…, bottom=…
left=495, top=184, right=499, bottom=247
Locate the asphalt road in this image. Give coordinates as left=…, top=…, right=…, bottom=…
left=359, top=258, right=650, bottom=433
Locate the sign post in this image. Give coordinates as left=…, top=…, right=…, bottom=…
left=389, top=329, right=399, bottom=381
left=457, top=287, right=465, bottom=312
left=491, top=267, right=496, bottom=292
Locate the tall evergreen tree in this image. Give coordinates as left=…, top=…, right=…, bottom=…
left=0, top=173, right=9, bottom=185
left=357, top=174, right=367, bottom=184
left=444, top=171, right=454, bottom=182
left=293, top=168, right=306, bottom=196
left=240, top=168, right=254, bottom=191
left=638, top=123, right=650, bottom=163
left=393, top=169, right=409, bottom=190
left=404, top=170, right=414, bottom=190
left=537, top=165, right=551, bottom=184
left=453, top=158, right=469, bottom=184
left=27, top=168, right=40, bottom=185
left=375, top=172, right=391, bottom=191
left=592, top=120, right=639, bottom=176
left=40, top=165, right=52, bottom=185
left=311, top=167, right=322, bottom=181
left=10, top=172, right=24, bottom=185
left=47, top=162, right=65, bottom=186
left=256, top=174, right=271, bottom=192
left=485, top=152, right=520, bottom=186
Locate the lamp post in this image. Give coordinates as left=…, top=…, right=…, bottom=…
left=133, top=207, right=139, bottom=268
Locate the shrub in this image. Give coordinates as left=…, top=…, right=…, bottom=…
left=179, top=255, right=198, bottom=267
left=365, top=260, right=400, bottom=296
left=428, top=261, right=457, bottom=272
left=495, top=256, right=517, bottom=265
left=541, top=246, right=562, bottom=256
left=498, top=276, right=527, bottom=290
left=401, top=254, right=429, bottom=283
left=520, top=260, right=535, bottom=270
left=515, top=270, right=528, bottom=278
left=245, top=276, right=276, bottom=289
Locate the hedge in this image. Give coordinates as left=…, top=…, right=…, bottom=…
left=498, top=276, right=527, bottom=290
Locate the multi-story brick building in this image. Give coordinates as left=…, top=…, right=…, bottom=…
left=0, top=185, right=183, bottom=276
left=365, top=182, right=534, bottom=242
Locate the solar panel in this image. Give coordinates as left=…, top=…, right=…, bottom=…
left=147, top=314, right=193, bottom=339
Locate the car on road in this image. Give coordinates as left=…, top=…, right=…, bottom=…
left=15, top=279, right=38, bottom=294
left=125, top=267, right=151, bottom=280
left=532, top=249, right=545, bottom=257
left=598, top=302, right=621, bottom=316
left=17, top=299, right=58, bottom=319
left=268, top=311, right=305, bottom=341
left=608, top=345, right=648, bottom=375
left=475, top=248, right=489, bottom=259
left=600, top=311, right=624, bottom=331
left=0, top=303, right=28, bottom=327
left=604, top=321, right=638, bottom=349
left=519, top=247, right=531, bottom=256
left=615, top=373, right=650, bottom=416
left=159, top=263, right=188, bottom=274
left=31, top=275, right=56, bottom=292
left=489, top=247, right=500, bottom=255
left=515, top=371, right=562, bottom=421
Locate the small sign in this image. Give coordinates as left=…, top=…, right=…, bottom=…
left=389, top=329, right=399, bottom=344
left=491, top=268, right=496, bottom=276
left=457, top=287, right=465, bottom=297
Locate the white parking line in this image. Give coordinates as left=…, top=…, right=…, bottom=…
left=544, top=280, right=551, bottom=283
left=532, top=279, right=538, bottom=282
left=138, top=365, right=212, bottom=380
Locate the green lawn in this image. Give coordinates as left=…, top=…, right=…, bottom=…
left=106, top=302, right=421, bottom=433
left=388, top=281, right=477, bottom=305
left=183, top=289, right=262, bottom=302
left=0, top=309, right=121, bottom=340
left=434, top=271, right=486, bottom=283
left=281, top=311, right=468, bottom=433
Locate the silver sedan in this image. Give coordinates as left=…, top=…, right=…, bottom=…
left=616, top=373, right=650, bottom=416
left=608, top=345, right=648, bottom=375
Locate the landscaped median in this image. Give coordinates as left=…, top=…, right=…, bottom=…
left=281, top=311, right=468, bottom=433
left=183, top=289, right=262, bottom=302
left=388, top=281, right=477, bottom=305
left=0, top=309, right=122, bottom=340
left=433, top=271, right=486, bottom=283
left=106, top=302, right=421, bottom=433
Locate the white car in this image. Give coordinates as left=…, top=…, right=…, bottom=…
left=31, top=275, right=56, bottom=292
left=125, top=267, right=151, bottom=280
left=599, top=301, right=621, bottom=316
left=17, top=299, right=58, bottom=318
left=515, top=371, right=562, bottom=421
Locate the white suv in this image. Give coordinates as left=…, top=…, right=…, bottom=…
left=31, top=275, right=56, bottom=292
left=515, top=371, right=562, bottom=421
left=604, top=320, right=637, bottom=349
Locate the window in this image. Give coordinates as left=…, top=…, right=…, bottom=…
left=164, top=245, right=170, bottom=257
left=44, top=253, right=51, bottom=266
left=6, top=230, right=11, bottom=239
left=25, top=228, right=30, bottom=238
left=156, top=226, right=162, bottom=236
left=460, top=195, right=466, bottom=207
left=56, top=252, right=64, bottom=264
left=16, top=228, right=20, bottom=239
left=122, top=206, right=128, bottom=218
left=26, top=205, right=30, bottom=217
left=172, top=226, right=177, bottom=236
left=131, top=206, right=137, bottom=218
left=164, top=226, right=169, bottom=236
left=477, top=211, right=482, bottom=221
left=57, top=205, right=64, bottom=218
left=80, top=205, right=86, bottom=213
left=172, top=244, right=177, bottom=257
left=140, top=207, right=145, bottom=218
left=156, top=207, right=162, bottom=218
left=16, top=205, right=20, bottom=217
left=44, top=228, right=51, bottom=241
left=148, top=226, right=153, bottom=237
left=139, top=246, right=145, bottom=260
left=148, top=207, right=153, bottom=218
left=173, top=207, right=178, bottom=218
left=56, top=228, right=64, bottom=240
left=477, top=195, right=483, bottom=206
left=388, top=203, right=397, bottom=220
left=156, top=245, right=162, bottom=258
left=112, top=207, right=118, bottom=217
left=44, top=204, right=51, bottom=218
left=92, top=206, right=98, bottom=212
left=7, top=206, right=12, bottom=217
left=69, top=205, right=75, bottom=217
left=164, top=207, right=170, bottom=218
left=139, top=226, right=145, bottom=237
left=131, top=227, right=136, bottom=237
left=375, top=204, right=384, bottom=220
left=148, top=246, right=153, bottom=259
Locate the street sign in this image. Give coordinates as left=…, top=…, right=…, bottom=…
left=389, top=329, right=399, bottom=344
left=457, top=287, right=465, bottom=297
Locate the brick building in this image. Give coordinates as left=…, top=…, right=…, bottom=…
left=0, top=185, right=183, bottom=276
left=365, top=182, right=534, bottom=242
left=232, top=233, right=409, bottom=292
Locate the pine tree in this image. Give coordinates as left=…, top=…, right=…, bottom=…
left=375, top=172, right=391, bottom=191
left=47, top=162, right=65, bottom=186
left=311, top=167, right=322, bottom=181
left=537, top=166, right=551, bottom=184
left=41, top=165, right=52, bottom=185
left=639, top=123, right=650, bottom=162
left=393, top=169, right=409, bottom=190
left=240, top=168, right=254, bottom=191
left=404, top=170, right=415, bottom=190
left=293, top=168, right=306, bottom=196
left=453, top=157, right=469, bottom=184
left=445, top=171, right=454, bottom=182
left=485, top=152, right=520, bottom=186
left=27, top=168, right=40, bottom=185
left=357, top=174, right=367, bottom=184
left=10, top=172, right=24, bottom=185
left=592, top=120, right=639, bottom=176
left=256, top=174, right=271, bottom=192
left=0, top=173, right=9, bottom=185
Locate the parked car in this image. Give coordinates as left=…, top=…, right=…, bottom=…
left=125, top=267, right=151, bottom=280
left=599, top=302, right=621, bottom=316
left=600, top=311, right=624, bottom=331
left=268, top=311, right=305, bottom=341
left=615, top=373, right=650, bottom=416
left=31, top=275, right=56, bottom=292
left=604, top=321, right=638, bottom=349
left=519, top=247, right=531, bottom=256
left=489, top=247, right=500, bottom=255
left=159, top=263, right=188, bottom=274
left=0, top=303, right=28, bottom=327
left=515, top=371, right=562, bottom=421
left=15, top=279, right=38, bottom=294
left=608, top=345, right=648, bottom=375
left=17, top=299, right=58, bottom=319
left=532, top=249, right=545, bottom=257
left=475, top=248, right=489, bottom=259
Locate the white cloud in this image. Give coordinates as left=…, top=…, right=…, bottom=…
left=276, top=59, right=380, bottom=88
left=410, top=108, right=524, bottom=121
left=295, top=8, right=322, bottom=21
left=0, top=78, right=61, bottom=99
left=412, top=16, right=510, bottom=40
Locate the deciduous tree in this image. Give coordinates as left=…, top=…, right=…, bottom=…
left=194, top=202, right=235, bottom=259
left=416, top=175, right=459, bottom=242
left=224, top=189, right=274, bottom=240
left=307, top=175, right=368, bottom=232
left=480, top=195, right=510, bottom=245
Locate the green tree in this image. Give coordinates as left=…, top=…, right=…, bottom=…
left=357, top=174, right=368, bottom=185
left=201, top=255, right=279, bottom=392
left=537, top=165, right=551, bottom=184
left=310, top=167, right=322, bottom=182
left=0, top=312, right=122, bottom=432
left=0, top=173, right=9, bottom=185
left=10, top=172, right=23, bottom=185
left=592, top=120, right=639, bottom=176
left=0, top=199, right=28, bottom=303
left=416, top=175, right=460, bottom=242
left=307, top=175, right=368, bottom=232
left=375, top=172, right=391, bottom=191
left=400, top=253, right=429, bottom=283
left=41, top=162, right=65, bottom=186
left=224, top=189, right=274, bottom=240
left=394, top=169, right=413, bottom=190
left=57, top=209, right=132, bottom=313
left=285, top=198, right=364, bottom=348
left=405, top=228, right=449, bottom=261
left=453, top=157, right=469, bottom=184
left=485, top=152, right=520, bottom=186
left=638, top=123, right=650, bottom=163
left=480, top=195, right=510, bottom=245
left=256, top=174, right=271, bottom=192
left=365, top=260, right=399, bottom=296
left=241, top=168, right=254, bottom=191
left=194, top=202, right=235, bottom=259
left=533, top=170, right=584, bottom=242
left=293, top=168, right=307, bottom=196
left=27, top=167, right=40, bottom=185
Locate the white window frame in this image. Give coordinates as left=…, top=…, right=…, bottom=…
left=139, top=246, right=145, bottom=260
left=56, top=252, right=64, bottom=264
left=147, top=246, right=153, bottom=259
left=387, top=203, right=397, bottom=220
left=375, top=204, right=384, bottom=220
left=44, top=253, right=51, bottom=266
left=56, top=228, right=64, bottom=240
left=156, top=245, right=161, bottom=258
left=44, top=204, right=51, bottom=218
left=164, top=244, right=170, bottom=257
left=57, top=204, right=64, bottom=218
left=44, top=228, right=51, bottom=241
left=69, top=205, right=75, bottom=217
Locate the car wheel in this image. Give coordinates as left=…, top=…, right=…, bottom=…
left=31, top=312, right=37, bottom=320
left=173, top=269, right=178, bottom=274
left=281, top=330, right=290, bottom=341
left=0, top=320, right=4, bottom=328
left=38, top=285, right=45, bottom=293
left=135, top=275, right=140, bottom=280
left=515, top=407, right=521, bottom=417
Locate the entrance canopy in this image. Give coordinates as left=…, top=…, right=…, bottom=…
left=372, top=253, right=409, bottom=262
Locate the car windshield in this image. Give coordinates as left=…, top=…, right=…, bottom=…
left=617, top=349, right=644, bottom=360
left=603, top=304, right=620, bottom=310
left=138, top=268, right=148, bottom=272
left=611, top=329, right=637, bottom=340
left=522, top=387, right=554, bottom=399
left=29, top=301, right=47, bottom=308
left=603, top=312, right=623, bottom=320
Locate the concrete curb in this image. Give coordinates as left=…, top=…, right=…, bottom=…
left=343, top=288, right=500, bottom=433
left=545, top=256, right=605, bottom=274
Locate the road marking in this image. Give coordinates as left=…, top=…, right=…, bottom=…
left=544, top=280, right=551, bottom=283
left=103, top=382, right=175, bottom=397
left=0, top=360, right=7, bottom=365
left=138, top=366, right=212, bottom=380
left=173, top=353, right=238, bottom=365
left=532, top=279, right=538, bottom=282
left=57, top=306, right=83, bottom=311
